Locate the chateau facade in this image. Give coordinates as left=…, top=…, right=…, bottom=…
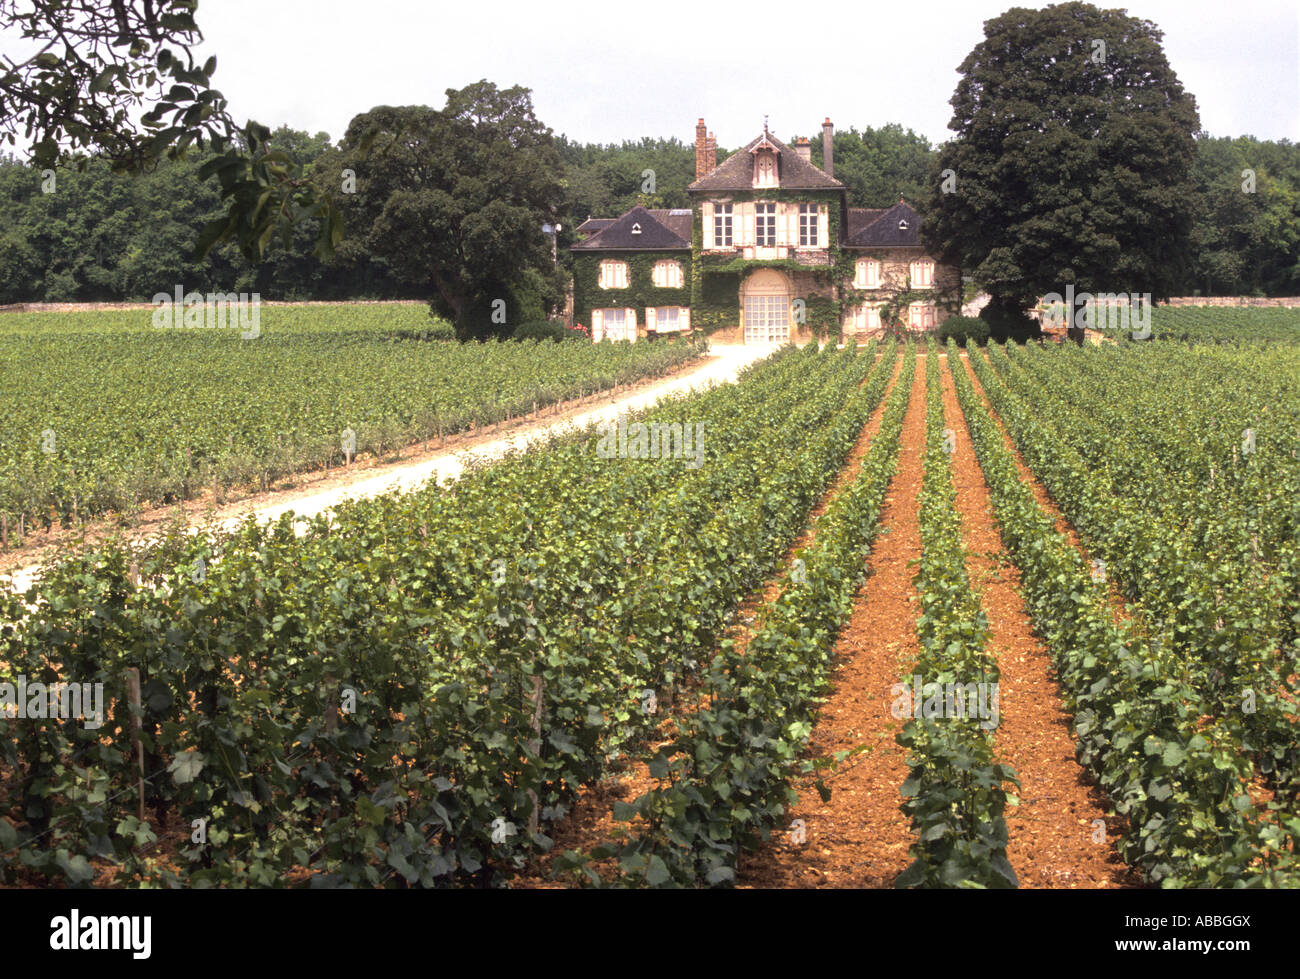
left=571, top=117, right=961, bottom=343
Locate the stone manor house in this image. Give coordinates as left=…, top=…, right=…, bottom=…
left=571, top=117, right=961, bottom=343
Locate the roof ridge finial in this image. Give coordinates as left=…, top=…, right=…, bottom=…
left=763, top=113, right=769, bottom=134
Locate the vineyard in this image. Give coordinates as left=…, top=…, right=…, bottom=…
left=0, top=312, right=1298, bottom=889
left=0, top=303, right=703, bottom=539
left=1148, top=305, right=1300, bottom=344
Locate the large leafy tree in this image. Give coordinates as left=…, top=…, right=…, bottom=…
left=1187, top=135, right=1300, bottom=296
left=331, top=82, right=568, bottom=339
left=922, top=2, right=1201, bottom=317
left=809, top=124, right=937, bottom=209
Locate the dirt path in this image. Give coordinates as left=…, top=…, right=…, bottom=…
left=939, top=355, right=1137, bottom=888
left=1, top=344, right=773, bottom=594
left=737, top=353, right=927, bottom=888
left=957, top=349, right=1135, bottom=621
left=513, top=347, right=900, bottom=888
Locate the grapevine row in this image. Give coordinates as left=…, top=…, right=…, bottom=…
left=951, top=342, right=1299, bottom=886
left=573, top=343, right=914, bottom=886
left=0, top=341, right=885, bottom=887
left=894, top=342, right=1017, bottom=888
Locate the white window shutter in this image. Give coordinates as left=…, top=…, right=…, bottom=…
left=818, top=205, right=828, bottom=247
left=626, top=308, right=637, bottom=341
left=743, top=203, right=755, bottom=246
left=592, top=308, right=603, bottom=340
left=702, top=203, right=713, bottom=249
left=647, top=306, right=657, bottom=330
left=681, top=307, right=690, bottom=331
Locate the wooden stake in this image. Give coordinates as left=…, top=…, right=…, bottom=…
left=528, top=674, right=544, bottom=837
left=125, top=668, right=145, bottom=823
left=324, top=675, right=340, bottom=823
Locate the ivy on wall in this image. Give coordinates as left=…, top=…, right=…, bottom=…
left=689, top=190, right=849, bottom=338
left=574, top=188, right=961, bottom=341
left=572, top=251, right=691, bottom=327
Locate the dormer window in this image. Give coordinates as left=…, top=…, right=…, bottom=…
left=631, top=223, right=642, bottom=235
left=753, top=149, right=779, bottom=188
left=898, top=219, right=909, bottom=231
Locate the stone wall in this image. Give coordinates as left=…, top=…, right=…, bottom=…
left=1160, top=297, right=1300, bottom=307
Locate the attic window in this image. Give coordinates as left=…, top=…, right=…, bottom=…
left=898, top=219, right=909, bottom=231
left=631, top=223, right=642, bottom=235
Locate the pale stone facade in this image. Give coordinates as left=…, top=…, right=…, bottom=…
left=573, top=116, right=961, bottom=343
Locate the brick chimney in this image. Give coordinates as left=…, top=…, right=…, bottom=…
left=706, top=131, right=717, bottom=174
left=695, top=118, right=708, bottom=178
left=793, top=137, right=811, bottom=163
left=822, top=117, right=834, bottom=177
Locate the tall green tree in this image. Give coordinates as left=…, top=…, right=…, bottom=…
left=809, top=124, right=936, bottom=209
left=922, top=2, right=1201, bottom=318
left=333, top=82, right=568, bottom=339
left=1187, top=135, right=1300, bottom=296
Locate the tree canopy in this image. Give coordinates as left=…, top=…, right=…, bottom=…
left=330, top=83, right=568, bottom=339
left=922, top=1, right=1202, bottom=313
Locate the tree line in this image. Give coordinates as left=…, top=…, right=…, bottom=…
left=2, top=116, right=1295, bottom=310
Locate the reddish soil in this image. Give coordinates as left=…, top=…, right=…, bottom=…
left=958, top=350, right=1280, bottom=819
left=511, top=349, right=902, bottom=888
left=939, top=356, right=1137, bottom=888
left=736, top=354, right=928, bottom=888
left=958, top=349, right=1134, bottom=622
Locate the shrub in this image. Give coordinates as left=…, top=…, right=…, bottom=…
left=938, top=315, right=990, bottom=346
left=979, top=299, right=1041, bottom=343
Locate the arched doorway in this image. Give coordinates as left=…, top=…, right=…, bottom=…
left=740, top=268, right=792, bottom=344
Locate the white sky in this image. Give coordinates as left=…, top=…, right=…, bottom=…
left=186, top=0, right=1299, bottom=147
left=1, top=0, right=1295, bottom=149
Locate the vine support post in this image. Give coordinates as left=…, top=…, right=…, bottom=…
left=125, top=667, right=146, bottom=823
left=324, top=673, right=340, bottom=823
left=528, top=673, right=544, bottom=837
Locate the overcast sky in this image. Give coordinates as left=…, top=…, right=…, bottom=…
left=185, top=0, right=1298, bottom=147
left=11, top=0, right=1288, bottom=150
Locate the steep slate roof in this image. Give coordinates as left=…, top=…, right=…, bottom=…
left=844, top=201, right=923, bottom=247
left=575, top=217, right=616, bottom=236
left=647, top=208, right=693, bottom=242
left=688, top=131, right=844, bottom=192
left=570, top=205, right=691, bottom=251
left=846, top=208, right=887, bottom=240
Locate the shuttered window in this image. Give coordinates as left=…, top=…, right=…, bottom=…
left=651, top=260, right=684, bottom=288
left=755, top=204, right=777, bottom=247
left=855, top=259, right=881, bottom=289
left=599, top=261, right=629, bottom=289
left=798, top=203, right=819, bottom=246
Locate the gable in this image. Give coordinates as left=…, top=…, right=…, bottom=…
left=570, top=205, right=692, bottom=251
left=845, top=202, right=923, bottom=247
left=689, top=132, right=844, bottom=192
